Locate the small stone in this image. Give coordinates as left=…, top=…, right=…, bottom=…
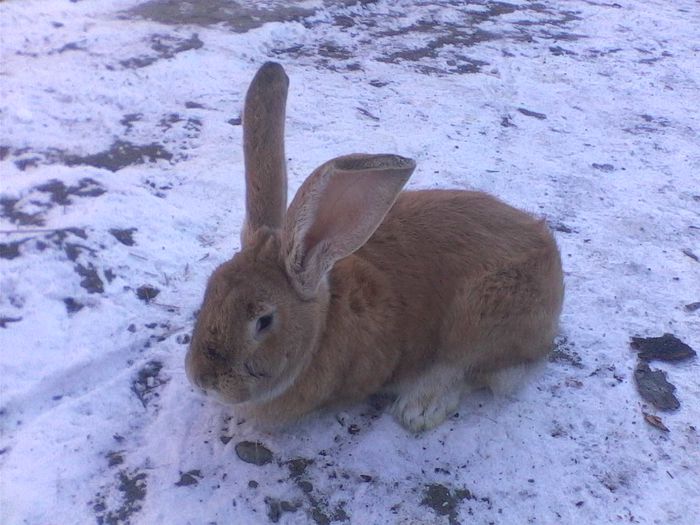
left=136, top=285, right=160, bottom=302
left=175, top=470, right=202, bottom=487
left=592, top=163, right=615, bottom=172
left=297, top=480, right=313, bottom=493
left=234, top=441, right=272, bottom=466
left=109, top=228, right=137, bottom=246
left=280, top=501, right=298, bottom=512
left=265, top=497, right=281, bottom=523
left=63, top=297, right=84, bottom=313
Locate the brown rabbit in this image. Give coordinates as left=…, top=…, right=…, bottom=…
left=186, top=62, right=564, bottom=432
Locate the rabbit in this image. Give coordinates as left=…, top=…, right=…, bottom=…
left=185, top=62, right=564, bottom=433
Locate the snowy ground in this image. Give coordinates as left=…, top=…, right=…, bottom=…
left=1, top=0, right=699, bottom=523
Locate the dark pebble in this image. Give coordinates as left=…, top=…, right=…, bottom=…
left=63, top=297, right=84, bottom=313
left=175, top=470, right=202, bottom=487
left=592, top=163, right=615, bottom=172
left=280, top=501, right=298, bottom=512
left=235, top=441, right=273, bottom=466
left=109, top=228, right=137, bottom=246
left=297, top=480, right=313, bottom=493
left=266, top=498, right=281, bottom=523
left=107, top=451, right=124, bottom=467
left=136, top=285, right=160, bottom=302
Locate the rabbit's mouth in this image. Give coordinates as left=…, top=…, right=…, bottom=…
left=244, top=361, right=269, bottom=379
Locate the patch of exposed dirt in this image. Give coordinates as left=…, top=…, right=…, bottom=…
left=0, top=316, right=23, bottom=328
left=75, top=263, right=104, bottom=294
left=109, top=228, right=138, bottom=247
left=0, top=178, right=105, bottom=227
left=0, top=240, right=24, bottom=259
left=118, top=33, right=203, bottom=69
left=64, top=141, right=172, bottom=172
left=3, top=142, right=172, bottom=174
left=631, top=333, right=696, bottom=362
left=634, top=362, right=679, bottom=411
left=421, top=483, right=477, bottom=525
left=549, top=336, right=584, bottom=368
left=91, top=469, right=147, bottom=525
left=131, top=360, right=168, bottom=408
left=126, top=0, right=321, bottom=32
left=265, top=496, right=301, bottom=523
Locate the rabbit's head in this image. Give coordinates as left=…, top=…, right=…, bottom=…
left=185, top=63, right=415, bottom=405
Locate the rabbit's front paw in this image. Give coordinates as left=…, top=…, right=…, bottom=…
left=392, top=385, right=461, bottom=433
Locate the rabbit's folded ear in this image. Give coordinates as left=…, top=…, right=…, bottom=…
left=242, top=62, right=289, bottom=245
left=283, top=154, right=415, bottom=298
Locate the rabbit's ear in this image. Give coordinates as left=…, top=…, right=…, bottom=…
left=242, top=62, right=289, bottom=245
left=283, top=154, right=415, bottom=297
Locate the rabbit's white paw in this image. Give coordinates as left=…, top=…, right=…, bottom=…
left=392, top=365, right=464, bottom=432
left=393, top=389, right=460, bottom=432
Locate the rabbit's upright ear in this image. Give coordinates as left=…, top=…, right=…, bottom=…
left=241, top=62, right=289, bottom=245
left=283, top=154, right=415, bottom=298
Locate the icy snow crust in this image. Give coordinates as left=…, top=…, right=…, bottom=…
left=1, top=0, right=699, bottom=523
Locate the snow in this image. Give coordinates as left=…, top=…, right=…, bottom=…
left=1, top=0, right=699, bottom=524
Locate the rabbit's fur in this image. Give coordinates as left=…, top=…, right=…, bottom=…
left=186, top=62, right=564, bottom=432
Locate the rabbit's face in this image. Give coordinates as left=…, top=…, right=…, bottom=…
left=186, top=229, right=325, bottom=404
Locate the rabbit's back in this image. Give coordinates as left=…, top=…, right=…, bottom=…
left=354, top=189, right=564, bottom=380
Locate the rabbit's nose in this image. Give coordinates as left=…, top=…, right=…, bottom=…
left=190, top=369, right=216, bottom=391
left=185, top=351, right=216, bottom=390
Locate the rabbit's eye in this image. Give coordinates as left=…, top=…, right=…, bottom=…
left=255, top=313, right=274, bottom=334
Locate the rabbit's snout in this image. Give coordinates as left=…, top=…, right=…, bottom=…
left=191, top=370, right=217, bottom=391
left=185, top=347, right=218, bottom=392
